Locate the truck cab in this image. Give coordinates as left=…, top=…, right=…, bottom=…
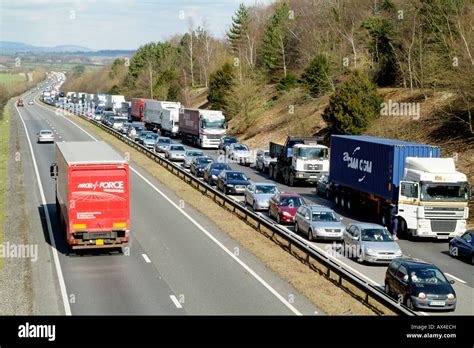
left=397, top=157, right=470, bottom=239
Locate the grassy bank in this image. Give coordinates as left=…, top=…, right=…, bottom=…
left=0, top=73, right=25, bottom=87
left=0, top=100, right=11, bottom=269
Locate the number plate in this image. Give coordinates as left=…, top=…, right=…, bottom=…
left=96, top=239, right=104, bottom=245
left=430, top=301, right=446, bottom=306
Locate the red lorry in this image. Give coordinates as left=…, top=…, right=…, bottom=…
left=50, top=141, right=130, bottom=250
left=130, top=97, right=155, bottom=122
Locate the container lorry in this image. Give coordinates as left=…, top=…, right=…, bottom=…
left=178, top=108, right=227, bottom=148
left=143, top=100, right=163, bottom=131
left=143, top=100, right=181, bottom=136
left=328, top=135, right=470, bottom=239
left=93, top=93, right=108, bottom=108
left=105, top=95, right=126, bottom=112
left=268, top=136, right=329, bottom=186
left=50, top=141, right=130, bottom=250
left=131, top=98, right=155, bottom=122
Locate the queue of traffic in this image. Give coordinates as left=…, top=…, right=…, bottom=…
left=33, top=73, right=472, bottom=312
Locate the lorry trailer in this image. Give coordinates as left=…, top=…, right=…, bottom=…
left=50, top=141, right=130, bottom=250
left=329, top=135, right=470, bottom=239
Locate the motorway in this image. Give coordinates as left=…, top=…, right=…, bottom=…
left=167, top=129, right=473, bottom=315
left=14, top=90, right=321, bottom=315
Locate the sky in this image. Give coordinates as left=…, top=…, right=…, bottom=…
left=0, top=0, right=273, bottom=50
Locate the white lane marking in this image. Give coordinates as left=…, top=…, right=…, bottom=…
left=131, top=167, right=302, bottom=315
left=170, top=295, right=182, bottom=308
left=15, top=103, right=72, bottom=316
left=141, top=253, right=151, bottom=263
left=444, top=273, right=467, bottom=284
left=37, top=101, right=303, bottom=316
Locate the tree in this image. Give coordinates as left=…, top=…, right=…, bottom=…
left=300, top=54, right=330, bottom=96
left=260, top=3, right=292, bottom=81
left=208, top=62, right=235, bottom=114
left=322, top=70, right=383, bottom=135
left=227, top=3, right=251, bottom=54
left=362, top=17, right=397, bottom=85
left=72, top=65, right=85, bottom=78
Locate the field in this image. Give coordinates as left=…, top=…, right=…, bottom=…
left=0, top=73, right=25, bottom=86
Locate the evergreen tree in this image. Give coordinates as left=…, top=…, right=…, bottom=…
left=208, top=62, right=235, bottom=115
left=322, top=70, right=383, bottom=135
left=227, top=3, right=250, bottom=54
left=300, top=55, right=330, bottom=97
left=260, top=3, right=291, bottom=81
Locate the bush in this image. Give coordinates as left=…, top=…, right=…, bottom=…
left=276, top=74, right=298, bottom=92
left=322, top=70, right=383, bottom=135
left=300, top=55, right=330, bottom=97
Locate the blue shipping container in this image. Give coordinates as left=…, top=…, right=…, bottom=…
left=329, top=135, right=441, bottom=201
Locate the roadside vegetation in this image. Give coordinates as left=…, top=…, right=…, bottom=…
left=62, top=0, right=473, bottom=225
left=0, top=100, right=11, bottom=269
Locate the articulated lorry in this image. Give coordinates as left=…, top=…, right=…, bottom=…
left=105, top=95, right=126, bottom=112
left=268, top=136, right=329, bottom=186
left=329, top=135, right=470, bottom=239
left=179, top=108, right=227, bottom=148
left=50, top=141, right=130, bottom=250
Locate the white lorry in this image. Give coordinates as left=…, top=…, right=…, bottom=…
left=105, top=95, right=126, bottom=112
left=159, top=101, right=181, bottom=137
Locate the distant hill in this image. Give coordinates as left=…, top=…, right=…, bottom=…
left=0, top=41, right=134, bottom=57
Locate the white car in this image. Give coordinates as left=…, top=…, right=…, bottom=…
left=37, top=130, right=54, bottom=143
left=28, top=100, right=34, bottom=105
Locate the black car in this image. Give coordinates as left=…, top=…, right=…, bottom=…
left=190, top=156, right=214, bottom=177
left=203, top=162, right=232, bottom=185
left=384, top=258, right=456, bottom=312
left=216, top=170, right=249, bottom=195
left=218, top=136, right=238, bottom=153
left=315, top=174, right=331, bottom=198
left=449, top=231, right=473, bottom=264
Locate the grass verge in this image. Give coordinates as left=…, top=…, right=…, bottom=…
left=0, top=100, right=12, bottom=269
left=54, top=110, right=394, bottom=316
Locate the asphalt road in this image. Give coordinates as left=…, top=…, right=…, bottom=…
left=15, top=92, right=320, bottom=315
left=168, top=132, right=473, bottom=316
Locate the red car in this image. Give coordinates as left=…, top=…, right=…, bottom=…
left=17, top=99, right=24, bottom=107
left=268, top=193, right=304, bottom=224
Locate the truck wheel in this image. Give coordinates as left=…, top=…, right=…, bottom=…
left=289, top=173, right=295, bottom=187
left=335, top=194, right=341, bottom=207
left=341, top=196, right=346, bottom=210
left=308, top=229, right=314, bottom=242
left=268, top=166, right=273, bottom=179
left=346, top=198, right=352, bottom=211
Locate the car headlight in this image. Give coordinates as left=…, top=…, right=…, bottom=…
left=395, top=250, right=403, bottom=256
left=365, top=248, right=377, bottom=255
left=447, top=293, right=455, bottom=300
left=212, top=175, right=217, bottom=179
left=418, top=292, right=426, bottom=300
left=316, top=228, right=325, bottom=234
left=282, top=211, right=292, bottom=217
left=226, top=184, right=234, bottom=187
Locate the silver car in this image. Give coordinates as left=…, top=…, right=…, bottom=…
left=183, top=150, right=204, bottom=168
left=164, top=144, right=186, bottom=161
left=142, top=133, right=159, bottom=150
left=228, top=143, right=253, bottom=166
left=37, top=129, right=54, bottom=143
left=255, top=148, right=276, bottom=173
left=244, top=182, right=279, bottom=211
left=154, top=136, right=172, bottom=153
left=294, top=205, right=345, bottom=241
left=343, top=223, right=403, bottom=264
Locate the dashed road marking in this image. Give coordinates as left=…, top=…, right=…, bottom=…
left=170, top=295, right=182, bottom=308
left=141, top=253, right=151, bottom=263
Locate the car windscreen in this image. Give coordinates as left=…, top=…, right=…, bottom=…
left=158, top=138, right=171, bottom=144
left=312, top=211, right=338, bottom=222
left=280, top=197, right=302, bottom=207
left=146, top=134, right=158, bottom=139
left=234, top=144, right=248, bottom=151
left=254, top=185, right=277, bottom=194
left=361, top=228, right=393, bottom=242
left=196, top=158, right=213, bottom=164
left=40, top=130, right=53, bottom=135
left=187, top=151, right=203, bottom=156
left=226, top=172, right=247, bottom=181
left=408, top=267, right=449, bottom=285
left=171, top=146, right=185, bottom=151
left=212, top=163, right=231, bottom=170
